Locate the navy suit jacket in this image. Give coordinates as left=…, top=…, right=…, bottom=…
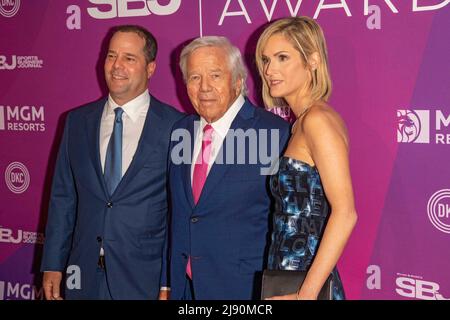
left=41, top=95, right=184, bottom=299
left=167, top=99, right=290, bottom=299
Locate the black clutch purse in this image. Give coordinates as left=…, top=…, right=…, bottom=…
left=261, top=270, right=334, bottom=300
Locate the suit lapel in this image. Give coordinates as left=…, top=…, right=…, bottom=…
left=85, top=99, right=108, bottom=198
left=112, top=96, right=164, bottom=198
left=182, top=115, right=198, bottom=208
left=195, top=100, right=256, bottom=206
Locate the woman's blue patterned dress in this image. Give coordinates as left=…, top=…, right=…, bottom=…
left=268, top=156, right=345, bottom=300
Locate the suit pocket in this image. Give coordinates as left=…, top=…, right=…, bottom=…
left=139, top=236, right=163, bottom=260
left=238, top=247, right=265, bottom=274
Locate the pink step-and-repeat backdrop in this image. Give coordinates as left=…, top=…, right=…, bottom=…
left=1, top=0, right=449, bottom=300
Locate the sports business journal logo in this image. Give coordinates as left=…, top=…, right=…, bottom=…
left=0, top=55, right=44, bottom=70
left=396, top=273, right=449, bottom=300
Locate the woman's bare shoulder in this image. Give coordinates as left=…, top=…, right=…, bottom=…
left=301, top=102, right=349, bottom=144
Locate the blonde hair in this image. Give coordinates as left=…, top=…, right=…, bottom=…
left=255, top=16, right=332, bottom=108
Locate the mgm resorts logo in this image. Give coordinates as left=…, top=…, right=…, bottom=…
left=0, top=105, right=45, bottom=132
left=0, top=281, right=43, bottom=300
left=0, top=0, right=20, bottom=18
left=397, top=109, right=450, bottom=144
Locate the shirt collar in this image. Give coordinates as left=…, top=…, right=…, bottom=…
left=200, top=95, right=245, bottom=139
left=107, top=90, right=150, bottom=122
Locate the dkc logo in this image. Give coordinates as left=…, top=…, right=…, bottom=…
left=87, top=0, right=181, bottom=19
left=427, top=189, right=450, bottom=234
left=4, top=162, right=30, bottom=194
left=0, top=0, right=21, bottom=18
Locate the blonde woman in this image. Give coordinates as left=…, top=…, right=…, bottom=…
left=256, top=17, right=357, bottom=300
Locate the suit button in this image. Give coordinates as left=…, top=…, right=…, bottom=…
left=191, top=217, right=198, bottom=223
left=106, top=202, right=113, bottom=208
left=96, top=236, right=102, bottom=243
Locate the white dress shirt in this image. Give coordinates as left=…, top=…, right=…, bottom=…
left=99, top=90, right=150, bottom=176
left=191, top=95, right=245, bottom=184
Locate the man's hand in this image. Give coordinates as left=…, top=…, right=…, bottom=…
left=43, top=271, right=63, bottom=300
left=158, top=288, right=170, bottom=300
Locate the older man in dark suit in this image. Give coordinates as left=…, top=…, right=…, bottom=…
left=162, top=36, right=290, bottom=300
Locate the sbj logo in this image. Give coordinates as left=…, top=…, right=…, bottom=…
left=397, top=110, right=429, bottom=143
left=0, top=55, right=16, bottom=70
left=427, top=189, right=450, bottom=234
left=4, top=162, right=30, bottom=194
left=397, top=109, right=450, bottom=144
left=87, top=0, right=181, bottom=19
left=0, top=0, right=20, bottom=18
left=0, top=281, right=43, bottom=300
left=0, top=55, right=44, bottom=70
left=0, top=226, right=44, bottom=244
left=66, top=0, right=182, bottom=30
left=396, top=274, right=449, bottom=300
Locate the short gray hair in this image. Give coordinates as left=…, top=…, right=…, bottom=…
left=179, top=36, right=248, bottom=96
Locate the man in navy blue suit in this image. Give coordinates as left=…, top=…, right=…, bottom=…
left=40, top=25, right=183, bottom=300
left=162, top=36, right=290, bottom=300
